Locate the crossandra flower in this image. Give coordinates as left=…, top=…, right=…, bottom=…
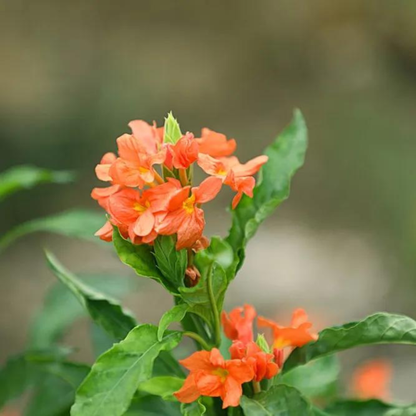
left=174, top=348, right=254, bottom=408
left=196, top=128, right=237, bottom=158
left=352, top=359, right=392, bottom=400
left=170, top=133, right=199, bottom=170
left=258, top=308, right=318, bottom=350
left=107, top=180, right=181, bottom=244
left=156, top=176, right=222, bottom=250
left=229, top=341, right=279, bottom=382
left=221, top=304, right=257, bottom=345
left=198, top=153, right=268, bottom=208
left=91, top=115, right=269, bottom=249
left=109, top=133, right=166, bottom=188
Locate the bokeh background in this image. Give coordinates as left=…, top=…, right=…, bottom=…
left=1, top=0, right=416, bottom=401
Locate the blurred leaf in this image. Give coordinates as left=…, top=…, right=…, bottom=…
left=153, top=350, right=186, bottom=378
left=164, top=112, right=182, bottom=144
left=181, top=400, right=207, bottom=416
left=154, top=235, right=187, bottom=291
left=125, top=395, right=181, bottom=416
left=256, top=334, right=271, bottom=353
left=280, top=355, right=340, bottom=400
left=25, top=361, right=90, bottom=416
left=138, top=376, right=184, bottom=401
left=240, top=384, right=314, bottom=415
left=0, top=354, right=36, bottom=409
left=90, top=323, right=116, bottom=358
left=46, top=251, right=136, bottom=341
left=71, top=325, right=182, bottom=416
left=0, top=209, right=105, bottom=252
left=158, top=303, right=189, bottom=341
left=284, top=313, right=416, bottom=373
left=0, top=348, right=74, bottom=411
left=325, top=399, right=416, bottom=416
left=29, top=274, right=137, bottom=349
left=226, top=110, right=308, bottom=270
left=0, top=165, right=75, bottom=201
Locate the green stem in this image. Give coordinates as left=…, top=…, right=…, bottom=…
left=184, top=331, right=211, bottom=351
left=207, top=262, right=221, bottom=347
left=252, top=380, right=261, bottom=394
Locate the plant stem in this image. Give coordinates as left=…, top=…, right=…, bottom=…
left=184, top=331, right=211, bottom=351
left=179, top=169, right=188, bottom=186
left=252, top=380, right=261, bottom=394
left=207, top=263, right=221, bottom=347
left=154, top=170, right=164, bottom=184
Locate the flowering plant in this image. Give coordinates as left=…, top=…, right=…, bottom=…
left=1, top=111, right=416, bottom=416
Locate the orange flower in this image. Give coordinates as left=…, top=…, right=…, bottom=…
left=94, top=221, right=114, bottom=242
left=352, top=359, right=392, bottom=400
left=230, top=341, right=279, bottom=382
left=170, top=133, right=199, bottom=169
left=222, top=304, right=256, bottom=345
left=109, top=133, right=166, bottom=188
left=196, top=128, right=236, bottom=158
left=92, top=153, right=122, bottom=209
left=156, top=176, right=222, bottom=249
left=107, top=179, right=181, bottom=244
left=224, top=171, right=255, bottom=209
left=174, top=349, right=254, bottom=408
left=258, top=308, right=318, bottom=350
left=198, top=154, right=268, bottom=208
left=128, top=119, right=164, bottom=153
left=95, top=152, right=117, bottom=183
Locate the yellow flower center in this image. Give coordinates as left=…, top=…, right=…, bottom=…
left=273, top=337, right=290, bottom=349
left=133, top=200, right=150, bottom=214
left=216, top=167, right=227, bottom=176
left=139, top=166, right=150, bottom=174
left=212, top=368, right=229, bottom=382
left=182, top=194, right=196, bottom=214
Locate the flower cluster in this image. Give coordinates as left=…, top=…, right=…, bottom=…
left=175, top=304, right=316, bottom=408
left=91, top=117, right=268, bottom=250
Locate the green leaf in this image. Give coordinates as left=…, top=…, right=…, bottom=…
left=0, top=348, right=75, bottom=411
left=154, top=235, right=187, bottom=290
left=125, top=396, right=181, bottom=416
left=0, top=354, right=36, bottom=409
left=45, top=251, right=136, bottom=341
left=284, top=313, right=416, bottom=373
left=138, top=376, right=184, bottom=401
left=164, top=112, right=183, bottom=144
left=153, top=350, right=186, bottom=378
left=158, top=303, right=189, bottom=341
left=0, top=209, right=105, bottom=252
left=201, top=236, right=236, bottom=281
left=90, top=323, right=116, bottom=358
left=29, top=274, right=138, bottom=349
left=71, top=325, right=182, bottom=416
left=280, top=355, right=340, bottom=400
left=0, top=165, right=75, bottom=201
left=325, top=399, right=416, bottom=416
left=112, top=227, right=174, bottom=289
left=179, top=261, right=227, bottom=325
left=181, top=400, right=207, bottom=416
left=25, top=361, right=90, bottom=416
left=240, top=385, right=314, bottom=415
left=226, top=110, right=308, bottom=270
left=256, top=334, right=271, bottom=353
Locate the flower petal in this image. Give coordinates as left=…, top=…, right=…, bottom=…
left=133, top=209, right=155, bottom=237
left=174, top=373, right=201, bottom=404
left=193, top=177, right=223, bottom=204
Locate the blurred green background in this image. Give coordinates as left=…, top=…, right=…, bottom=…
left=1, top=0, right=416, bottom=401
